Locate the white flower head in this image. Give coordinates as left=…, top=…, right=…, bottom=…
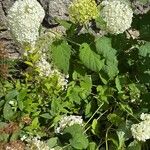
left=25, top=136, right=50, bottom=150
left=36, top=55, right=68, bottom=90
left=100, top=0, right=133, bottom=34
left=55, top=115, right=83, bottom=134
left=36, top=55, right=52, bottom=77
left=7, top=0, right=45, bottom=44
left=131, top=113, right=150, bottom=142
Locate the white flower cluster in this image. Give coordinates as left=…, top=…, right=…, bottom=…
left=55, top=115, right=83, bottom=134
left=36, top=54, right=52, bottom=77
left=131, top=113, right=150, bottom=142
left=36, top=54, right=68, bottom=90
left=24, top=136, right=50, bottom=150
left=100, top=0, right=133, bottom=34
left=7, top=0, right=45, bottom=44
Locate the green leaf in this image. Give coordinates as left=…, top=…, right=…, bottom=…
left=127, top=140, right=141, bottom=150
left=3, top=103, right=15, bottom=120
left=69, top=133, right=89, bottom=150
left=51, top=40, right=71, bottom=73
left=119, top=103, right=133, bottom=115
left=79, top=43, right=104, bottom=72
left=64, top=124, right=89, bottom=149
left=95, top=36, right=113, bottom=56
left=117, top=131, right=125, bottom=150
left=138, top=42, right=150, bottom=57
left=47, top=137, right=58, bottom=148
left=40, top=113, right=51, bottom=119
left=95, top=36, right=118, bottom=79
left=55, top=18, right=72, bottom=30
left=10, top=131, right=20, bottom=141
left=5, top=90, right=18, bottom=101
left=115, top=76, right=122, bottom=93
left=87, top=142, right=97, bottom=150
left=107, top=113, right=123, bottom=126
left=17, top=89, right=27, bottom=111
left=17, top=89, right=27, bottom=101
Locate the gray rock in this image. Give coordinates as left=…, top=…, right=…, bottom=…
left=0, top=0, right=22, bottom=59
left=38, top=0, right=72, bottom=26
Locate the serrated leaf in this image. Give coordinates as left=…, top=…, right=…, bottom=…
left=51, top=40, right=71, bottom=73
left=95, top=37, right=113, bottom=56
left=95, top=37, right=118, bottom=79
left=79, top=43, right=104, bottom=72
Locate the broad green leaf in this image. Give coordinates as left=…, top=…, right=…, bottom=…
left=64, top=124, right=83, bottom=137
left=51, top=40, right=71, bottom=73
left=3, top=103, right=15, bottom=120
left=138, top=42, right=150, bottom=57
left=79, top=43, right=104, bottom=72
left=95, top=37, right=113, bottom=56
left=69, top=133, right=89, bottom=150
left=47, top=137, right=58, bottom=148
left=95, top=37, right=118, bottom=79
left=64, top=124, right=89, bottom=149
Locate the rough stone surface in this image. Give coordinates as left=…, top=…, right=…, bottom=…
left=0, top=0, right=22, bottom=59
left=39, top=0, right=71, bottom=20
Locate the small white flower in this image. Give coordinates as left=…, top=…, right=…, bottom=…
left=7, top=0, right=45, bottom=44
left=21, top=135, right=28, bottom=141
left=100, top=0, right=133, bottom=34
left=131, top=113, right=150, bottom=142
left=9, top=100, right=15, bottom=106
left=25, top=136, right=50, bottom=150
left=55, top=115, right=83, bottom=134
left=140, top=113, right=150, bottom=121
